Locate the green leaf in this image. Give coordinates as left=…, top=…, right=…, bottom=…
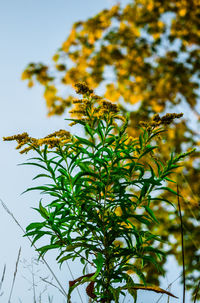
left=31, top=231, right=50, bottom=246
left=65, top=118, right=86, bottom=126
left=147, top=163, right=155, bottom=179
left=143, top=246, right=165, bottom=256
left=58, top=167, right=70, bottom=178
left=148, top=129, right=166, bottom=142
left=78, top=161, right=91, bottom=171
left=132, top=215, right=151, bottom=225
left=92, top=252, right=104, bottom=280
left=21, top=186, right=50, bottom=195
left=140, top=182, right=150, bottom=198
left=139, top=146, right=158, bottom=159
left=26, top=222, right=45, bottom=232
left=105, top=136, right=115, bottom=146
left=97, top=121, right=104, bottom=142
left=142, top=255, right=162, bottom=272
left=37, top=244, right=60, bottom=257
left=84, top=123, right=93, bottom=137
left=144, top=205, right=159, bottom=223
left=32, top=173, right=51, bottom=180
left=43, top=144, right=48, bottom=161
left=58, top=253, right=74, bottom=265
left=139, top=134, right=143, bottom=149
left=72, top=171, right=100, bottom=186
left=19, top=162, right=48, bottom=171
left=110, top=286, right=121, bottom=303
left=75, top=135, right=95, bottom=148
left=150, top=197, right=175, bottom=208
left=124, top=275, right=138, bottom=303
left=134, top=165, right=145, bottom=179
left=39, top=200, right=49, bottom=219
left=154, top=186, right=179, bottom=196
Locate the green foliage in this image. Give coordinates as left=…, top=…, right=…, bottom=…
left=11, top=90, right=192, bottom=302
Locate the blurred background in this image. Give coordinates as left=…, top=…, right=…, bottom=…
left=0, top=0, right=193, bottom=302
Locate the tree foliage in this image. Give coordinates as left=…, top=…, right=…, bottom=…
left=21, top=0, right=200, bottom=299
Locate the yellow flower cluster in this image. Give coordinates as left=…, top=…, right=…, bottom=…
left=44, top=129, right=70, bottom=139
left=140, top=113, right=183, bottom=130
left=3, top=132, right=29, bottom=142
left=69, top=83, right=125, bottom=125
left=69, top=98, right=88, bottom=119
left=3, top=130, right=71, bottom=154
left=153, top=113, right=183, bottom=125
left=75, top=82, right=93, bottom=95
left=97, top=100, right=118, bottom=118
left=37, top=130, right=71, bottom=148
left=3, top=133, right=36, bottom=154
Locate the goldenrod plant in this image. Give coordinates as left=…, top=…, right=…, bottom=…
left=21, top=2, right=200, bottom=297
left=4, top=84, right=195, bottom=302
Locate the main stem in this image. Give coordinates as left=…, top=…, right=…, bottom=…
left=96, top=119, right=113, bottom=302
left=102, top=180, right=112, bottom=302
left=103, top=230, right=111, bottom=303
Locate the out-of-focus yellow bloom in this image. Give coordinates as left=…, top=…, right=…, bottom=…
left=115, top=206, right=122, bottom=216
left=113, top=240, right=124, bottom=247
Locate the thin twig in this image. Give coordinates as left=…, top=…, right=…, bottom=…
left=48, top=294, right=54, bottom=303
left=8, top=246, right=21, bottom=303
left=177, top=185, right=186, bottom=303
left=155, top=274, right=182, bottom=303
left=65, top=260, right=84, bottom=303
left=0, top=264, right=6, bottom=291
left=39, top=276, right=65, bottom=297
left=167, top=284, right=171, bottom=303
left=31, top=261, right=37, bottom=303
left=0, top=264, right=6, bottom=297
left=0, top=198, right=67, bottom=298
left=194, top=280, right=200, bottom=303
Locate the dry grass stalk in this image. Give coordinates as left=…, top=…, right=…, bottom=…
left=8, top=247, right=21, bottom=303
left=0, top=198, right=67, bottom=298
left=0, top=198, right=85, bottom=303
left=0, top=264, right=6, bottom=297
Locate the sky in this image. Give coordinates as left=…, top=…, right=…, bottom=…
left=0, top=0, right=191, bottom=302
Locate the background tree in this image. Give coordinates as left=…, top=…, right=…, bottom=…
left=21, top=0, right=200, bottom=299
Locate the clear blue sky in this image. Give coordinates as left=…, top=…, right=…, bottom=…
left=0, top=1, right=189, bottom=302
